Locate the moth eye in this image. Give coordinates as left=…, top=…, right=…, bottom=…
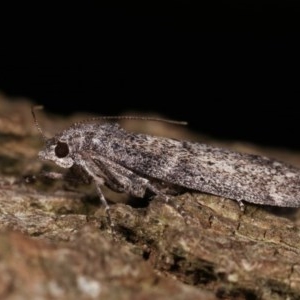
left=54, top=142, right=69, bottom=158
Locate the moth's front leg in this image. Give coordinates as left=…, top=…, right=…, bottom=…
left=36, top=165, right=92, bottom=185
left=39, top=171, right=65, bottom=180
left=90, top=155, right=176, bottom=205
left=91, top=156, right=150, bottom=198
left=93, top=160, right=181, bottom=216
left=77, top=153, right=186, bottom=230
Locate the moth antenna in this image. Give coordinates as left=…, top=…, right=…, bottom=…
left=31, top=105, right=47, bottom=141
left=77, top=116, right=188, bottom=126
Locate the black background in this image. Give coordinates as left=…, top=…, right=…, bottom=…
left=1, top=2, right=300, bottom=149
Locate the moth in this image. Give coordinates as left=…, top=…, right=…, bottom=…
left=32, top=107, right=300, bottom=227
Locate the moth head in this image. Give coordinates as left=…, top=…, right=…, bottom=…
left=38, top=138, right=74, bottom=168
left=32, top=106, right=74, bottom=168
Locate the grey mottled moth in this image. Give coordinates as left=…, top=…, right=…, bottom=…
left=32, top=107, right=300, bottom=227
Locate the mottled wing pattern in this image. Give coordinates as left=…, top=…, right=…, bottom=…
left=105, top=130, right=300, bottom=207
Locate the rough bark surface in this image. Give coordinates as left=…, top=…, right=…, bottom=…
left=1, top=94, right=300, bottom=300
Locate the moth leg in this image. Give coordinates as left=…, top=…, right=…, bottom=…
left=73, top=157, right=116, bottom=234
left=82, top=154, right=188, bottom=227
left=94, top=184, right=115, bottom=234
left=40, top=171, right=65, bottom=180
left=39, top=167, right=91, bottom=185
left=237, top=200, right=245, bottom=212
left=89, top=155, right=189, bottom=221
left=89, top=155, right=149, bottom=197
